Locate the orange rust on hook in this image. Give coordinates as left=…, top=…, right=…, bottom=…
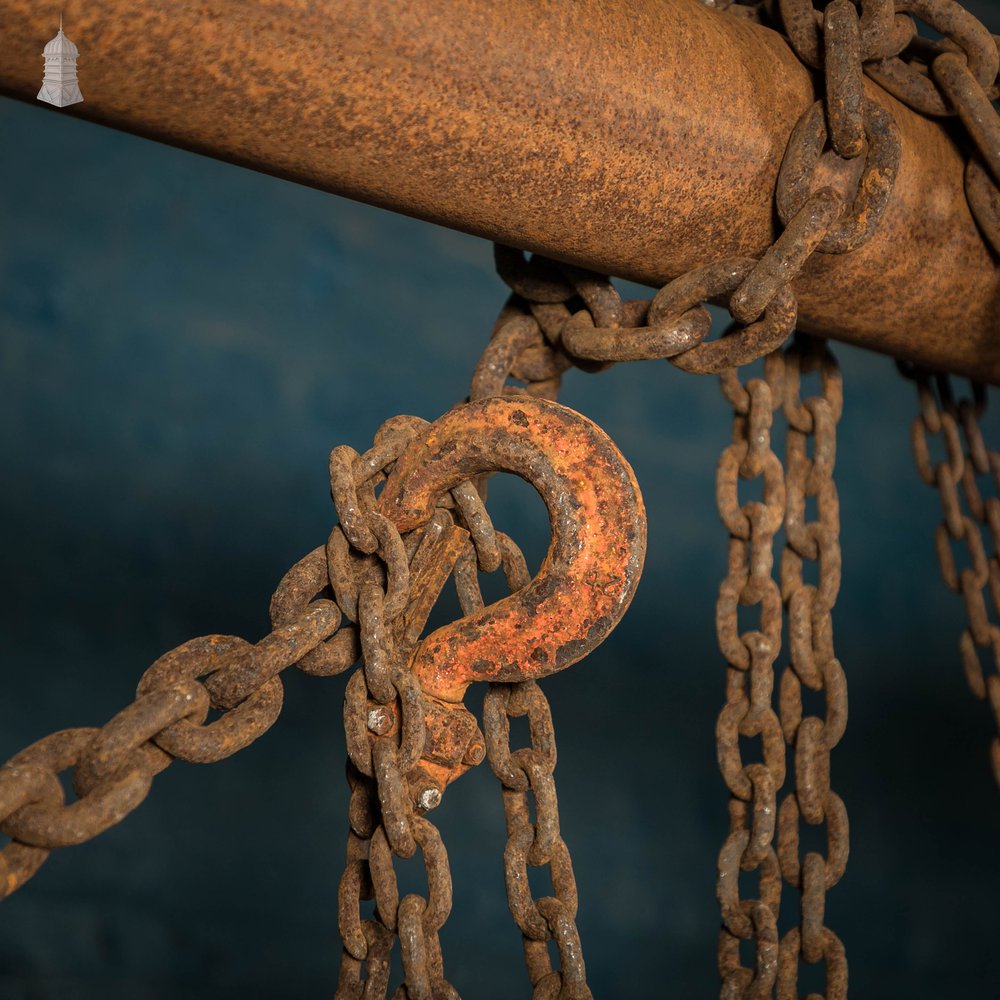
left=378, top=396, right=646, bottom=799
left=381, top=396, right=647, bottom=704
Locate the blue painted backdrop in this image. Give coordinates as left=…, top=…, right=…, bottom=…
left=1, top=85, right=999, bottom=998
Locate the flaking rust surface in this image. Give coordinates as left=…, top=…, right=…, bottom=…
left=1, top=0, right=997, bottom=379
left=380, top=396, right=647, bottom=704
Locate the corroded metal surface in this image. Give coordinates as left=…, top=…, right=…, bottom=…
left=484, top=681, right=590, bottom=996
left=713, top=338, right=850, bottom=997
left=0, top=0, right=997, bottom=380
left=905, top=370, right=1000, bottom=787
left=381, top=396, right=647, bottom=703
left=5, top=1, right=1000, bottom=994
left=0, top=384, right=643, bottom=1000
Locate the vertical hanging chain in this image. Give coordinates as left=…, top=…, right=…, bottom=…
left=455, top=344, right=593, bottom=1000
left=335, top=314, right=600, bottom=1000
left=776, top=339, right=849, bottom=999
left=714, top=352, right=788, bottom=998
left=906, top=372, right=1000, bottom=787
left=483, top=682, right=591, bottom=1000
left=714, top=339, right=849, bottom=999
left=331, top=420, right=466, bottom=1000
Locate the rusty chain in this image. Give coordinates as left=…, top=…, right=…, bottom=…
left=714, top=350, right=788, bottom=999
left=903, top=368, right=1000, bottom=787
left=1, top=320, right=600, bottom=1000
left=486, top=0, right=911, bottom=382
left=481, top=260, right=854, bottom=998
left=462, top=313, right=596, bottom=999
left=776, top=339, right=848, bottom=1000
left=712, top=337, right=848, bottom=1000
left=5, top=0, right=1000, bottom=996
left=0, top=405, right=480, bottom=999
left=486, top=0, right=1000, bottom=389
left=0, top=566, right=347, bottom=902
left=332, top=417, right=462, bottom=1000
left=483, top=680, right=590, bottom=1000
left=737, top=0, right=1000, bottom=255
left=330, top=378, right=604, bottom=998
left=0, top=306, right=608, bottom=998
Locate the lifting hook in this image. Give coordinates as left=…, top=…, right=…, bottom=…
left=377, top=396, right=647, bottom=803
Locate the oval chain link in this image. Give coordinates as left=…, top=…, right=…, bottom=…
left=903, top=370, right=1000, bottom=787
left=483, top=681, right=593, bottom=1000
left=714, top=337, right=849, bottom=1000
left=714, top=351, right=789, bottom=998
left=776, top=339, right=849, bottom=1000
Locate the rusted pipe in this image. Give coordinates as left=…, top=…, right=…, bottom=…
left=1, top=1, right=997, bottom=380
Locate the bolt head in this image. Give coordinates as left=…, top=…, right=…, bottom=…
left=417, top=786, right=442, bottom=811
left=367, top=707, right=392, bottom=735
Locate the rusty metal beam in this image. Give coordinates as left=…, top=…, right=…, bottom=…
left=1, top=0, right=997, bottom=381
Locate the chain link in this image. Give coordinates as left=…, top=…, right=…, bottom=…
left=483, top=681, right=591, bottom=1000
left=904, top=369, right=1000, bottom=787
left=6, top=1, right=1000, bottom=995
left=712, top=336, right=849, bottom=1000
left=714, top=350, right=789, bottom=999
left=776, top=338, right=849, bottom=1000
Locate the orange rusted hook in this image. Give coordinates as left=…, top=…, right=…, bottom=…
left=378, top=396, right=646, bottom=802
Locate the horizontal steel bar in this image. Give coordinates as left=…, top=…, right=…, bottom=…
left=1, top=0, right=997, bottom=381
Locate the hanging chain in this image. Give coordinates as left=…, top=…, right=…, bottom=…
left=463, top=318, right=593, bottom=999
left=330, top=418, right=462, bottom=1000
left=714, top=352, right=788, bottom=999
left=5, top=0, right=1000, bottom=995
left=776, top=339, right=848, bottom=999
left=711, top=337, right=848, bottom=1000
left=483, top=682, right=590, bottom=1000
left=904, top=370, right=1000, bottom=787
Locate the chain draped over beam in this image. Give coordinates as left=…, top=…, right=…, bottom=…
left=0, top=0, right=997, bottom=382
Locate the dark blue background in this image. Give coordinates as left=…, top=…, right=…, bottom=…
left=2, top=65, right=1000, bottom=998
